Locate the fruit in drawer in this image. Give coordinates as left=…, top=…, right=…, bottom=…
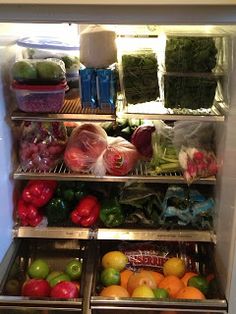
left=187, top=275, right=209, bottom=295
left=5, top=279, right=21, bottom=295
left=28, top=259, right=50, bottom=279
left=163, top=257, right=186, bottom=278
left=127, top=270, right=157, bottom=295
left=132, top=284, right=156, bottom=298
left=46, top=271, right=71, bottom=287
left=102, top=251, right=128, bottom=272
left=120, top=269, right=133, bottom=290
left=101, top=267, right=120, bottom=287
left=153, top=287, right=169, bottom=299
left=175, top=286, right=206, bottom=300
left=181, top=271, right=198, bottom=286
left=158, top=275, right=185, bottom=298
left=50, top=281, right=79, bottom=299
left=65, top=259, right=83, bottom=280
left=21, top=279, right=51, bottom=297
left=99, top=285, right=130, bottom=297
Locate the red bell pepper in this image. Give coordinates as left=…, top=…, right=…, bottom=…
left=22, top=180, right=57, bottom=207
left=17, top=198, right=43, bottom=227
left=70, top=195, right=100, bottom=227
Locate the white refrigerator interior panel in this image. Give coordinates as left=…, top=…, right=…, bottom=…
left=215, top=37, right=236, bottom=313
left=0, top=41, right=15, bottom=262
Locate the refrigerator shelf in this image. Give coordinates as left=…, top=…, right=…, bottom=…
left=10, top=98, right=227, bottom=123
left=13, top=227, right=216, bottom=243
left=11, top=97, right=116, bottom=122
left=13, top=162, right=216, bottom=184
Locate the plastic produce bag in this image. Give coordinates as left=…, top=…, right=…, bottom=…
left=173, top=121, right=218, bottom=183
left=161, top=185, right=214, bottom=229
left=64, top=123, right=108, bottom=173
left=19, top=122, right=67, bottom=171
left=149, top=121, right=180, bottom=174
left=64, top=123, right=139, bottom=176
left=102, top=137, right=139, bottom=176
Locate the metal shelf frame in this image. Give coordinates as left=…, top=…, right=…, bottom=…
left=13, top=226, right=216, bottom=243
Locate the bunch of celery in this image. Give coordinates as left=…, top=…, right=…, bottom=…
left=149, top=125, right=180, bottom=174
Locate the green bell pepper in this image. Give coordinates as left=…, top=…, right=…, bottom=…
left=55, top=182, right=87, bottom=205
left=45, top=197, right=70, bottom=225
left=100, top=199, right=125, bottom=227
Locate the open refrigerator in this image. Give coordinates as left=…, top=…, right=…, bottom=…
left=0, top=2, right=236, bottom=314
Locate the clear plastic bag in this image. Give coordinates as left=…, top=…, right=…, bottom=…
left=102, top=137, right=139, bottom=176
left=173, top=121, right=215, bottom=151
left=19, top=122, right=67, bottom=171
left=173, top=121, right=218, bottom=183
left=64, top=123, right=139, bottom=176
left=64, top=123, right=108, bottom=173
left=150, top=121, right=180, bottom=174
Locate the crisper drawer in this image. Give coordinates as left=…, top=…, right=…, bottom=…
left=0, top=239, right=90, bottom=312
left=90, top=240, right=227, bottom=314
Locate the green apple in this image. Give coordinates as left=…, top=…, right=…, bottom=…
left=46, top=271, right=71, bottom=287
left=65, top=259, right=82, bottom=280
left=28, top=259, right=50, bottom=279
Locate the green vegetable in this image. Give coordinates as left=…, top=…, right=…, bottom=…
left=12, top=60, right=37, bottom=81
left=119, top=183, right=162, bottom=225
left=164, top=75, right=217, bottom=110
left=165, top=37, right=218, bottom=73
left=100, top=198, right=125, bottom=227
left=55, top=181, right=87, bottom=205
left=61, top=56, right=79, bottom=69
left=45, top=197, right=70, bottom=225
left=150, top=125, right=180, bottom=174
left=122, top=51, right=159, bottom=104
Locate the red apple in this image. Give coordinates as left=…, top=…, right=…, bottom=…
left=21, top=279, right=50, bottom=297
left=50, top=281, right=79, bottom=299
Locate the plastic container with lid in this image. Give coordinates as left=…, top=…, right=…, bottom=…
left=16, top=36, right=80, bottom=98
left=12, top=81, right=67, bottom=113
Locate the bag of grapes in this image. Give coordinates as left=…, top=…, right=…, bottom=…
left=19, top=121, right=67, bottom=171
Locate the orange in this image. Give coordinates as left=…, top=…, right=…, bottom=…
left=120, top=269, right=133, bottom=290
left=149, top=271, right=164, bottom=286
left=163, top=257, right=186, bottom=278
left=175, top=286, right=206, bottom=300
left=127, top=270, right=157, bottom=295
left=158, top=275, right=185, bottom=298
left=99, top=285, right=130, bottom=297
left=181, top=272, right=198, bottom=286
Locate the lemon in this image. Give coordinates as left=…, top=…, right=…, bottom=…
left=131, top=284, right=155, bottom=298
left=163, top=257, right=186, bottom=278
left=102, top=251, right=128, bottom=272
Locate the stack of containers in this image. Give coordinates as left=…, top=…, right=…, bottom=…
left=11, top=36, right=80, bottom=113
left=163, top=35, right=224, bottom=111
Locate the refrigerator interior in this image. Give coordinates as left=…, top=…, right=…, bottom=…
left=0, top=22, right=236, bottom=313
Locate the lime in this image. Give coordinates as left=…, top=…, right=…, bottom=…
left=188, top=275, right=209, bottom=295
left=102, top=251, right=128, bottom=272
left=153, top=288, right=169, bottom=299
left=100, top=268, right=120, bottom=287
left=163, top=257, right=186, bottom=278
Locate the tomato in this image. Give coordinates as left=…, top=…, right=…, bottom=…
left=188, top=275, right=209, bottom=295
left=65, top=259, right=83, bottom=280
left=21, top=279, right=50, bottom=297
left=46, top=271, right=71, bottom=287
left=100, top=267, right=120, bottom=287
left=153, top=287, right=169, bottom=299
left=28, top=259, right=50, bottom=279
